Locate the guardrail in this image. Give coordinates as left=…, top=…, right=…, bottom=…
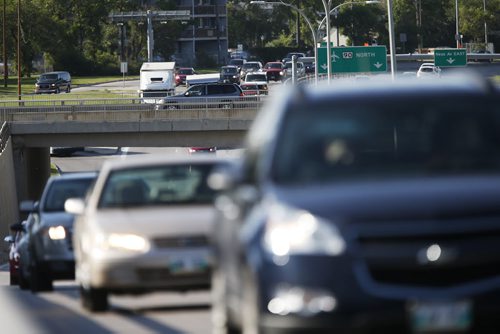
left=0, top=96, right=267, bottom=123
left=0, top=122, right=9, bottom=153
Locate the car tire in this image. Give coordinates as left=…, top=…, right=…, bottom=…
left=9, top=271, right=19, bottom=286
left=29, top=260, right=53, bottom=293
left=166, top=104, right=179, bottom=110
left=55, top=87, right=60, bottom=94
left=18, top=269, right=30, bottom=290
left=66, top=85, right=71, bottom=93
left=80, top=285, right=108, bottom=312
left=212, top=269, right=240, bottom=334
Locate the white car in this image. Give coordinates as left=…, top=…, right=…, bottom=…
left=65, top=155, right=230, bottom=312
left=416, top=63, right=441, bottom=78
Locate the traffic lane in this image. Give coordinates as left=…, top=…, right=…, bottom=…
left=0, top=270, right=212, bottom=334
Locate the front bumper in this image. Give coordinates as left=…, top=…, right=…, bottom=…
left=87, top=248, right=211, bottom=292
left=253, top=254, right=500, bottom=333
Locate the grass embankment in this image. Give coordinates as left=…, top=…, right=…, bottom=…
left=0, top=75, right=139, bottom=100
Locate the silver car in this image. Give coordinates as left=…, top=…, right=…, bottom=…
left=66, top=155, right=230, bottom=312
left=17, top=172, right=97, bottom=292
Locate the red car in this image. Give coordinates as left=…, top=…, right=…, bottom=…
left=3, top=221, right=26, bottom=286
left=175, top=67, right=196, bottom=86
left=263, top=62, right=284, bottom=82
left=188, top=147, right=217, bottom=154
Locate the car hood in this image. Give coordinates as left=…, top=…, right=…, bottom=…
left=91, top=205, right=217, bottom=237
left=39, top=212, right=75, bottom=228
left=272, top=176, right=500, bottom=223
left=243, top=81, right=267, bottom=85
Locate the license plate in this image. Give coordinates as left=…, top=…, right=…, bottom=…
left=408, top=300, right=472, bottom=333
left=168, top=255, right=209, bottom=274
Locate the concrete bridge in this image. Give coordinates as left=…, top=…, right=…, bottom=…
left=0, top=98, right=263, bottom=239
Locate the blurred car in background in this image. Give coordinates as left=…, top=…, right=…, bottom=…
left=417, top=63, right=441, bottom=78
left=189, top=147, right=217, bottom=154
left=175, top=67, right=196, bottom=86
left=17, top=172, right=97, bottom=292
left=220, top=65, right=241, bottom=84
left=239, top=61, right=263, bottom=80
left=228, top=58, right=246, bottom=72
left=155, top=83, right=243, bottom=110
left=297, top=56, right=315, bottom=74
left=66, top=155, right=230, bottom=312
left=281, top=61, right=305, bottom=81
left=263, top=62, right=284, bottom=82
left=210, top=74, right=500, bottom=333
left=241, top=72, right=269, bottom=96
left=3, top=221, right=27, bottom=286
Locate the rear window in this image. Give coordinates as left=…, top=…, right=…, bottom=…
left=271, top=96, right=500, bottom=185
left=43, top=178, right=95, bottom=212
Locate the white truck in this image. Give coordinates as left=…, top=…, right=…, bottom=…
left=139, top=62, right=176, bottom=103
left=185, top=73, right=221, bottom=87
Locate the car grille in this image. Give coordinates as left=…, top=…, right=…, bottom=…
left=353, top=218, right=500, bottom=287
left=136, top=268, right=210, bottom=283
left=153, top=235, right=209, bottom=249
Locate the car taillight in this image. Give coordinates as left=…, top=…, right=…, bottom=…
left=175, top=75, right=180, bottom=79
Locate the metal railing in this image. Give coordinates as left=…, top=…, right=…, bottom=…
left=0, top=96, right=267, bottom=123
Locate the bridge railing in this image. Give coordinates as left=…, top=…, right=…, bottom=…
left=0, top=96, right=268, bottom=123
left=0, top=122, right=9, bottom=153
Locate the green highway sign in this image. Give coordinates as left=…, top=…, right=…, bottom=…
left=434, top=49, right=467, bottom=67
left=317, top=46, right=387, bottom=74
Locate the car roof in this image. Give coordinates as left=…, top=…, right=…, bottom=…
left=100, top=154, right=230, bottom=173
left=49, top=171, right=97, bottom=181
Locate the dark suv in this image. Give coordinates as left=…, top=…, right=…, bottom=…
left=35, top=71, right=71, bottom=94
left=210, top=74, right=500, bottom=333
left=155, top=83, right=243, bottom=110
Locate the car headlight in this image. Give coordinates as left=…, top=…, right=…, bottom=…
left=51, top=83, right=56, bottom=87
left=102, top=233, right=150, bottom=252
left=48, top=226, right=66, bottom=240
left=263, top=204, right=345, bottom=257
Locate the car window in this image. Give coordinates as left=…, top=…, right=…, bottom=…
left=40, top=74, right=58, bottom=81
left=98, top=164, right=219, bottom=208
left=271, top=97, right=500, bottom=185
left=222, top=85, right=237, bottom=94
left=208, top=85, right=225, bottom=95
left=43, top=178, right=95, bottom=212
left=187, top=85, right=205, bottom=96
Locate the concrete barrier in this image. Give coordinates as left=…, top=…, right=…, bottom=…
left=0, top=123, right=19, bottom=263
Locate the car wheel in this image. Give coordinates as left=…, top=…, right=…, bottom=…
left=166, top=104, right=178, bottom=110
left=18, top=268, right=30, bottom=290
left=212, top=269, right=241, bottom=334
left=9, top=271, right=19, bottom=286
left=66, top=85, right=71, bottom=93
left=80, top=285, right=108, bottom=312
left=55, top=87, right=60, bottom=94
left=29, top=260, right=53, bottom=292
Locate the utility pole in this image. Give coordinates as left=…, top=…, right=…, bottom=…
left=414, top=0, right=422, bottom=53
left=3, top=0, right=7, bottom=87
left=17, top=0, right=21, bottom=100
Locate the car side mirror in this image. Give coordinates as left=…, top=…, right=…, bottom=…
left=64, top=198, right=85, bottom=215
left=19, top=200, right=36, bottom=213
left=4, top=235, right=14, bottom=244
left=9, top=222, right=25, bottom=232
left=185, top=91, right=191, bottom=97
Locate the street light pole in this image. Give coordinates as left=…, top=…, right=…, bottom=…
left=3, top=0, right=7, bottom=88
left=483, top=0, right=488, bottom=47
left=386, top=0, right=397, bottom=80
left=455, top=0, right=460, bottom=48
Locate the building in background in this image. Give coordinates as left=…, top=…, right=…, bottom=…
left=175, top=0, right=228, bottom=67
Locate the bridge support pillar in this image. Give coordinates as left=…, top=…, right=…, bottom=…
left=13, top=147, right=51, bottom=202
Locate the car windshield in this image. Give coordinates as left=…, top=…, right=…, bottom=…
left=43, top=178, right=95, bottom=212
left=243, top=63, right=260, bottom=70
left=271, top=97, right=500, bottom=185
left=39, top=74, right=58, bottom=81
left=222, top=67, right=238, bottom=74
left=178, top=69, right=194, bottom=74
left=229, top=60, right=244, bottom=66
left=246, top=74, right=267, bottom=82
left=98, top=163, right=219, bottom=208
left=266, top=63, right=282, bottom=69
